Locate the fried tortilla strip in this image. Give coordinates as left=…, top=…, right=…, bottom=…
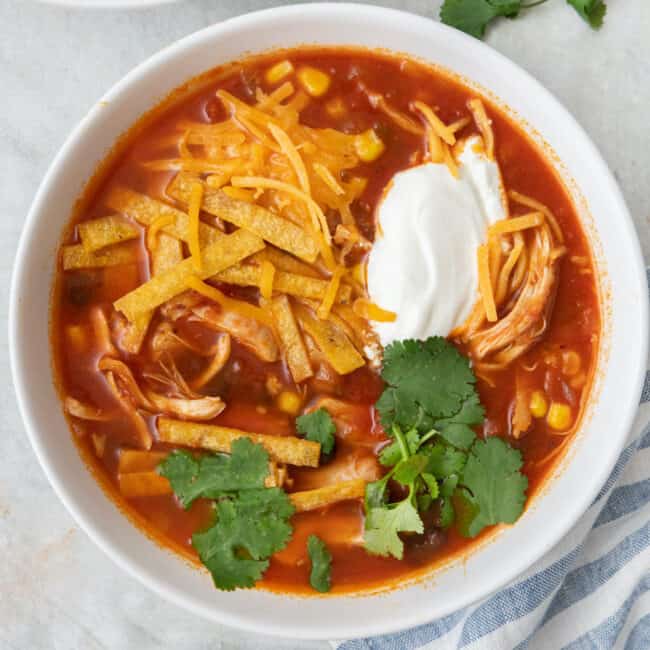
left=121, top=232, right=184, bottom=354
left=62, top=243, right=137, bottom=270
left=258, top=247, right=323, bottom=278
left=290, top=479, right=366, bottom=513
left=118, top=449, right=168, bottom=473
left=271, top=295, right=313, bottom=383
left=168, top=173, right=319, bottom=263
left=157, top=417, right=320, bottom=468
left=215, top=264, right=352, bottom=302
left=294, top=303, right=365, bottom=375
left=105, top=186, right=222, bottom=248
left=78, top=215, right=139, bottom=253
left=117, top=448, right=284, bottom=487
left=113, top=229, right=264, bottom=322
left=118, top=471, right=172, bottom=498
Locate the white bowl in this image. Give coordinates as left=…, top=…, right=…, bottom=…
left=10, top=3, right=648, bottom=640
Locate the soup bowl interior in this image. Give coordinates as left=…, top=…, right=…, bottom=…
left=10, top=3, right=648, bottom=640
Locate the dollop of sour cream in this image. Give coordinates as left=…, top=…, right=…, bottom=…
left=367, top=137, right=507, bottom=346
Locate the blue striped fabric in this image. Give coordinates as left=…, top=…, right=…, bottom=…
left=337, top=268, right=650, bottom=650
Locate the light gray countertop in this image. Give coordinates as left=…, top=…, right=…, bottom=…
left=1, top=1, right=648, bottom=648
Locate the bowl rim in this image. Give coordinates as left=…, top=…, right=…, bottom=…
left=10, top=2, right=649, bottom=640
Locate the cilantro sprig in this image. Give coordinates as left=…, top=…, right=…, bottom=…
left=440, top=0, right=606, bottom=39
left=364, top=337, right=528, bottom=559
left=159, top=438, right=295, bottom=591
left=307, top=535, right=332, bottom=593
left=296, top=408, right=336, bottom=455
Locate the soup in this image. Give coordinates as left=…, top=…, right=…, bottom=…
left=52, top=48, right=600, bottom=595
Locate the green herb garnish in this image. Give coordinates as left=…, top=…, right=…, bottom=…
left=440, top=0, right=606, bottom=39
left=296, top=408, right=336, bottom=455
left=159, top=438, right=294, bottom=591
left=307, top=535, right=332, bottom=593
left=364, top=337, right=528, bottom=558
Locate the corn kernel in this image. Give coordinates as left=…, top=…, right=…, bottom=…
left=297, top=66, right=331, bottom=97
left=221, top=186, right=255, bottom=202
left=325, top=96, right=346, bottom=118
left=266, top=60, right=294, bottom=85
left=355, top=129, right=385, bottom=162
left=547, top=402, right=573, bottom=431
left=529, top=390, right=549, bottom=418
left=277, top=390, right=302, bottom=416
left=561, top=350, right=582, bottom=376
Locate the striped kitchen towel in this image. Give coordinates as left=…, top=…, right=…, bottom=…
left=337, top=269, right=650, bottom=650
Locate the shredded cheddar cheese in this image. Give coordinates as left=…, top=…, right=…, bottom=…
left=317, top=267, right=344, bottom=320
left=477, top=243, right=498, bottom=322
left=146, top=214, right=175, bottom=252
left=259, top=260, right=276, bottom=300
left=489, top=212, right=544, bottom=236
left=468, top=98, right=494, bottom=160
left=186, top=276, right=274, bottom=328
left=353, top=298, right=397, bottom=323
left=188, top=181, right=204, bottom=271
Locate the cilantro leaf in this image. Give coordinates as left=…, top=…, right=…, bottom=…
left=421, top=473, right=440, bottom=500
left=440, top=0, right=522, bottom=39
left=192, top=488, right=294, bottom=590
left=435, top=392, right=484, bottom=449
left=365, top=499, right=423, bottom=559
left=379, top=428, right=421, bottom=467
left=457, top=437, right=528, bottom=538
left=439, top=498, right=455, bottom=529
left=567, top=0, right=606, bottom=28
left=158, top=438, right=270, bottom=508
left=307, top=535, right=332, bottom=593
left=377, top=337, right=482, bottom=434
left=422, top=443, right=468, bottom=479
left=296, top=408, right=336, bottom=455
left=393, top=454, right=429, bottom=486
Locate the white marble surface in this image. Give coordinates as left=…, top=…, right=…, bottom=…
left=1, top=1, right=648, bottom=648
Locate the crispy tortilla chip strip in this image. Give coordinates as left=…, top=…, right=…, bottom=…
left=157, top=417, right=320, bottom=468
left=271, top=295, right=313, bottom=383
left=120, top=234, right=183, bottom=354
left=259, top=247, right=323, bottom=278
left=118, top=450, right=168, bottom=473
left=294, top=303, right=364, bottom=375
left=114, top=229, right=264, bottom=322
left=118, top=471, right=172, bottom=498
left=105, top=186, right=221, bottom=248
left=290, top=479, right=366, bottom=512
left=62, top=243, right=137, bottom=270
left=215, top=264, right=351, bottom=303
left=117, top=448, right=282, bottom=487
left=168, top=173, right=318, bottom=263
left=78, top=215, right=139, bottom=253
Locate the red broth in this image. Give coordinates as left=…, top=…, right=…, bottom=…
left=51, top=48, right=600, bottom=595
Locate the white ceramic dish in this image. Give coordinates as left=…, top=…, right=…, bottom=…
left=10, top=3, right=648, bottom=640
left=36, top=0, right=179, bottom=8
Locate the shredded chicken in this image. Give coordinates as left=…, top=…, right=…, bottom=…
left=333, top=223, right=371, bottom=263
left=190, top=304, right=279, bottom=362
left=98, top=358, right=152, bottom=409
left=64, top=396, right=111, bottom=421
left=160, top=291, right=202, bottom=321
left=149, top=321, right=219, bottom=360
left=90, top=306, right=118, bottom=357
left=190, top=334, right=232, bottom=390
left=144, top=390, right=225, bottom=421
left=467, top=225, right=561, bottom=363
left=103, top=370, right=153, bottom=450
left=296, top=450, right=381, bottom=490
